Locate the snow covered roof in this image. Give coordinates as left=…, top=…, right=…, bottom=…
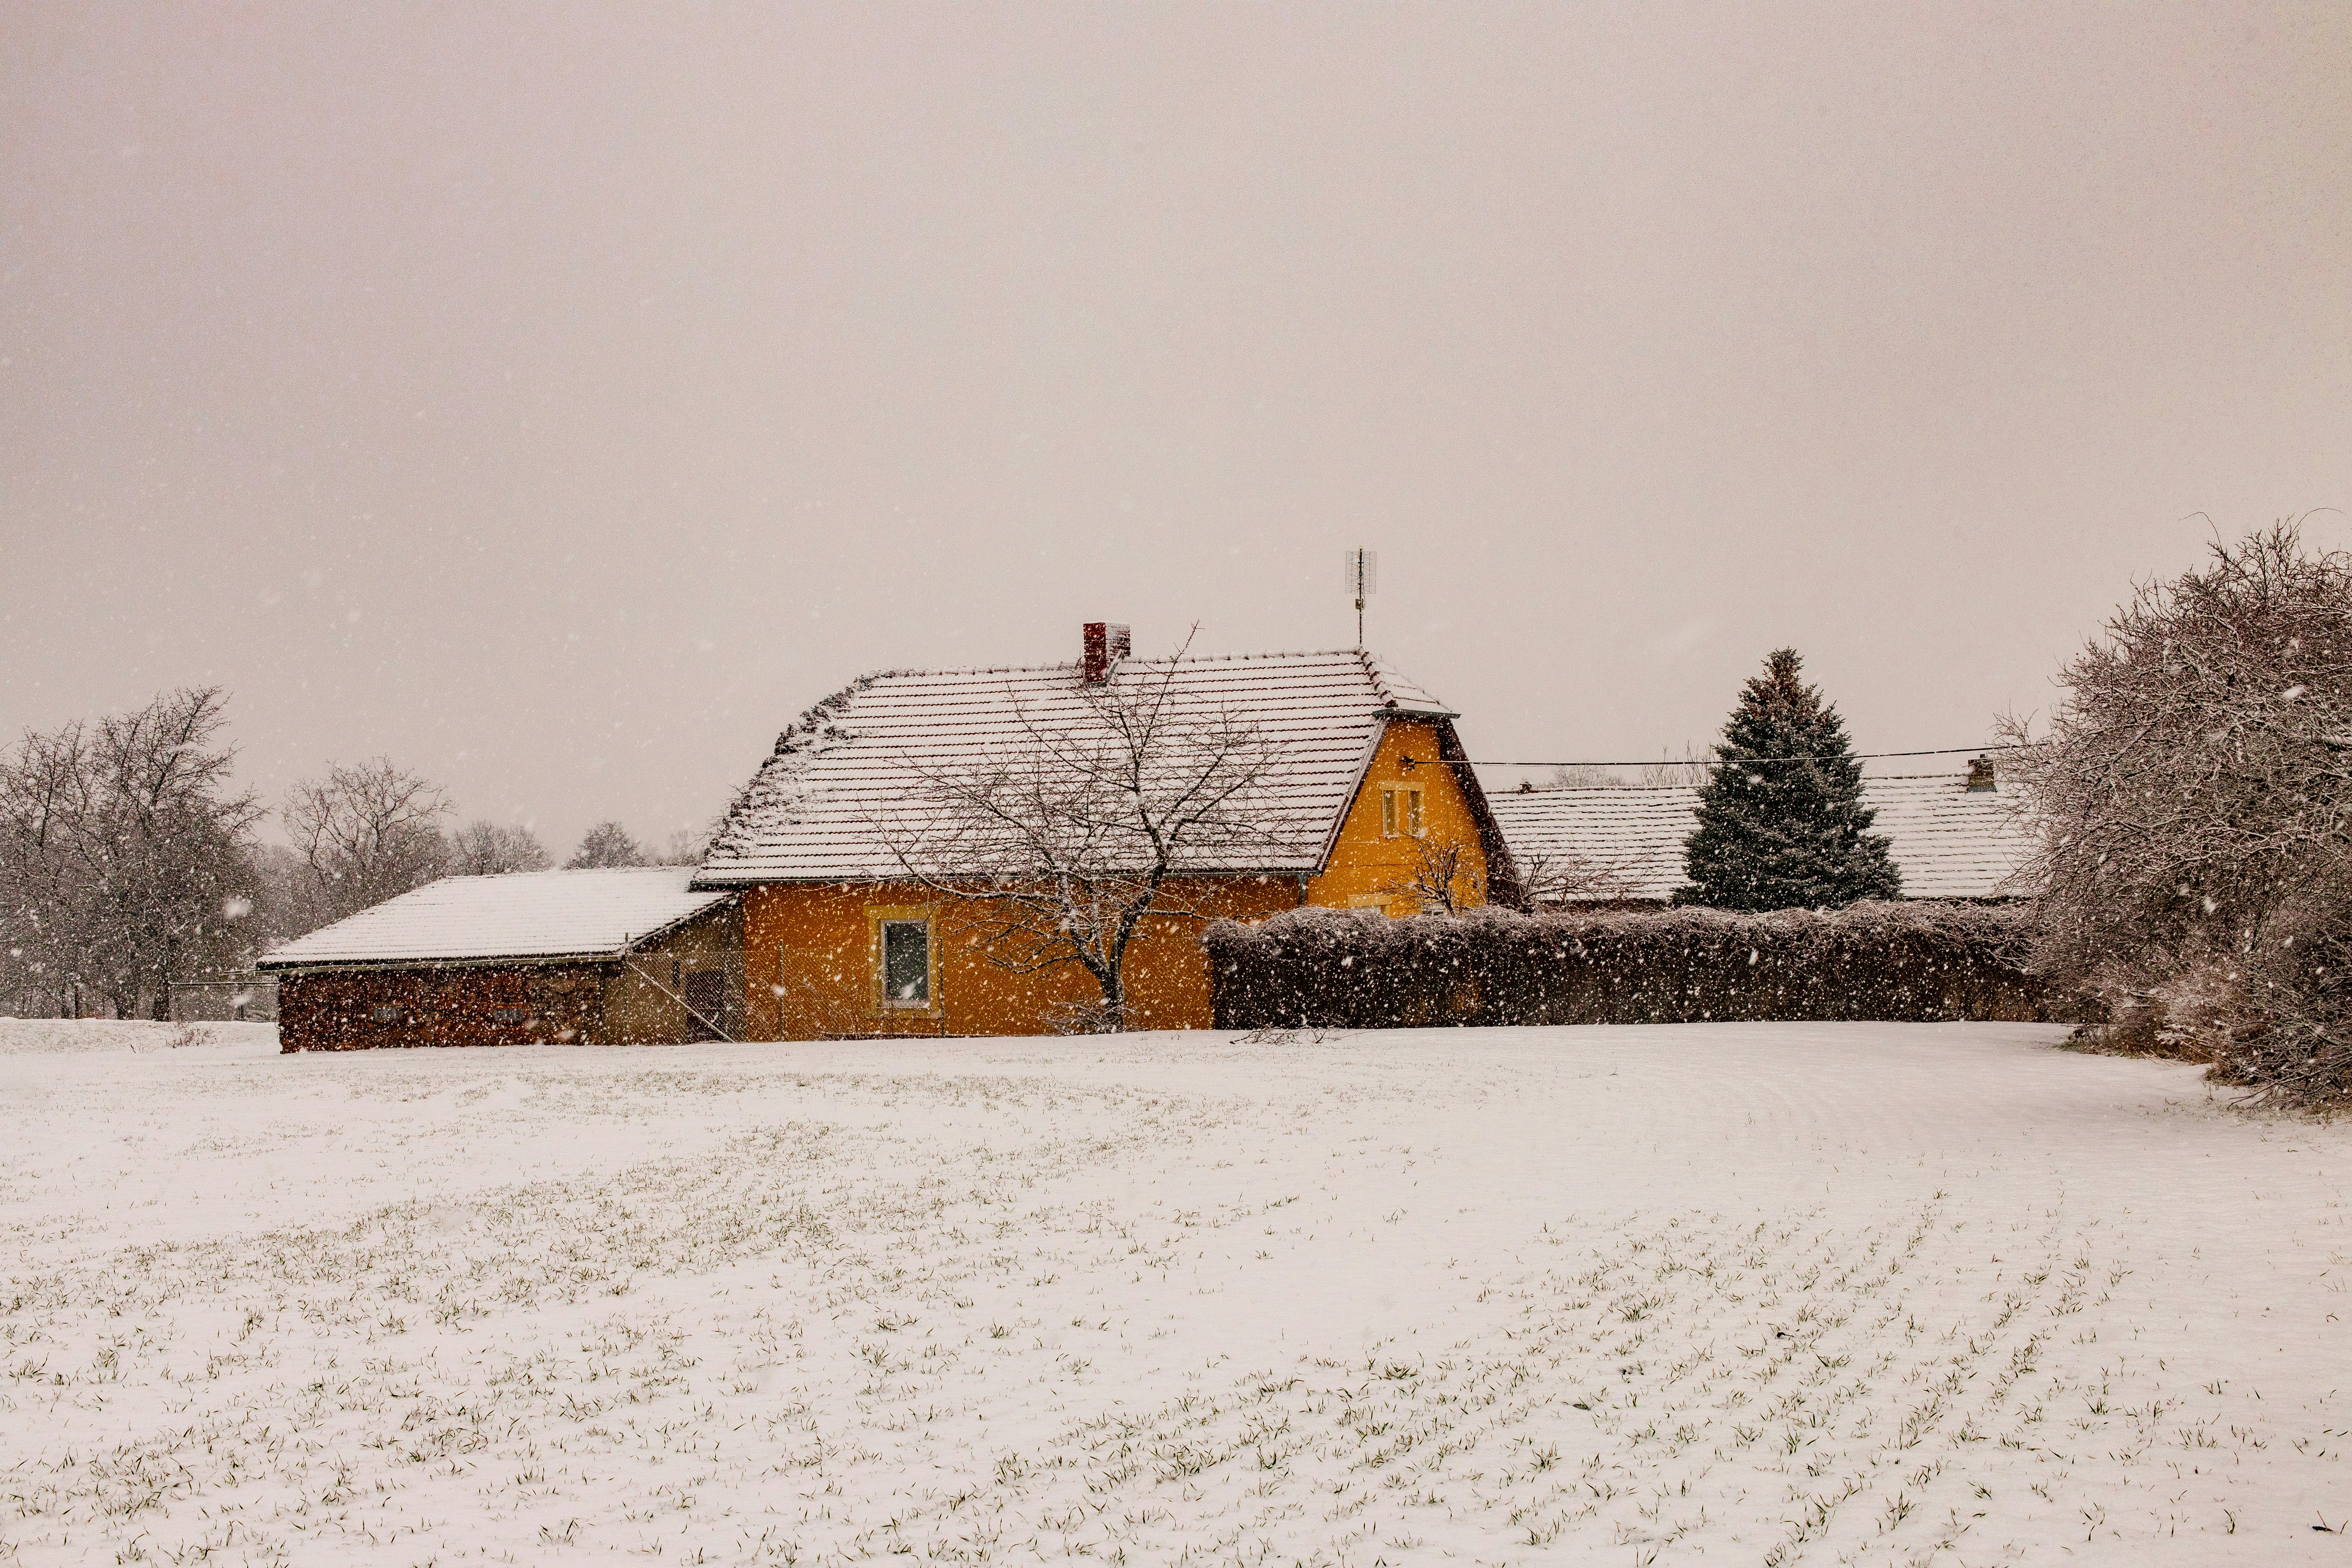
left=699, top=650, right=1460, bottom=885
left=1488, top=771, right=2037, bottom=903
left=256, top=868, right=734, bottom=971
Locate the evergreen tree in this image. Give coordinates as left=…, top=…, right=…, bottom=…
left=1673, top=649, right=1902, bottom=910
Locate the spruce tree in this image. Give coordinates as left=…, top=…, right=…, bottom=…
left=1673, top=649, right=1902, bottom=910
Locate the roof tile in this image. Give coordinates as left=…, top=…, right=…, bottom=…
left=1488, top=773, right=2035, bottom=901
left=699, top=650, right=1440, bottom=883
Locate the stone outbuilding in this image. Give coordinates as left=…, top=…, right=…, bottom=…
left=258, top=867, right=741, bottom=1052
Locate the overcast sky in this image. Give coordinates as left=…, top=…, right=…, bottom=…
left=4, top=3, right=2347, bottom=854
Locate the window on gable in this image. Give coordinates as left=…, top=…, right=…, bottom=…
left=881, top=919, right=931, bottom=1007
left=1381, top=785, right=1425, bottom=838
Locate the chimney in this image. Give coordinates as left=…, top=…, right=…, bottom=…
left=1966, top=755, right=1996, bottom=792
left=1081, top=622, right=1130, bottom=684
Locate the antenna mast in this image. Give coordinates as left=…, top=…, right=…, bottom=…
left=1344, top=548, right=1378, bottom=649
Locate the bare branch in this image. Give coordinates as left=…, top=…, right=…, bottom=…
left=872, top=637, right=1315, bottom=1029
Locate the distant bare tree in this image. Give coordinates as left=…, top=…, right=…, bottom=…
left=881, top=635, right=1310, bottom=1031
left=1636, top=745, right=1711, bottom=788
left=1544, top=764, right=1623, bottom=789
left=657, top=824, right=713, bottom=867
left=447, top=820, right=550, bottom=876
left=1538, top=746, right=1705, bottom=791
left=567, top=820, right=647, bottom=868
left=0, top=688, right=262, bottom=1017
left=281, top=758, right=450, bottom=931
left=1997, top=521, right=2352, bottom=1102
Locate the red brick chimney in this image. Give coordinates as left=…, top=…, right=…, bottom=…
left=1081, top=622, right=1131, bottom=684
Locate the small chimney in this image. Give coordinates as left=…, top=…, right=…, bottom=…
left=1966, top=755, right=1996, bottom=792
left=1081, top=622, right=1130, bottom=684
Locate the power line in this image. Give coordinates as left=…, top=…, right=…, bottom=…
left=1411, top=743, right=2023, bottom=771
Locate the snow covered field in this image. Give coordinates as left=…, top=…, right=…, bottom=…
left=3, top=1020, right=2347, bottom=1566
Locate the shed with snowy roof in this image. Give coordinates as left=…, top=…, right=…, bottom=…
left=1486, top=763, right=2034, bottom=907
left=257, top=867, right=743, bottom=1051
left=697, top=630, right=1513, bottom=1038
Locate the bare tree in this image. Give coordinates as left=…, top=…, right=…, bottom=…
left=567, top=820, right=647, bottom=868
left=281, top=758, right=450, bottom=932
left=1511, top=849, right=1649, bottom=907
left=881, top=637, right=1309, bottom=1031
left=0, top=719, right=103, bottom=1013
left=447, top=819, right=550, bottom=876
left=1997, top=521, right=2352, bottom=1101
left=1379, top=835, right=1487, bottom=915
left=0, top=689, right=262, bottom=1017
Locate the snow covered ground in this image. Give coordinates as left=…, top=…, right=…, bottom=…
left=2, top=1020, right=2347, bottom=1566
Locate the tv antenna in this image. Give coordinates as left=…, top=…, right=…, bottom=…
left=1344, top=548, right=1377, bottom=649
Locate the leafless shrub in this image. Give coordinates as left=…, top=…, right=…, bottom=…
left=1233, top=1024, right=1349, bottom=1045
left=1996, top=521, right=2352, bottom=1104
left=1043, top=997, right=1121, bottom=1036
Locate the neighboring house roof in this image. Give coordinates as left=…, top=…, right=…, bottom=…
left=257, top=868, right=733, bottom=971
left=1486, top=787, right=1699, bottom=901
left=697, top=649, right=1477, bottom=886
left=1488, top=771, right=2036, bottom=902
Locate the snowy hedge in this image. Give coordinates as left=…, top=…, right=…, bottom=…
left=1204, top=901, right=2055, bottom=1030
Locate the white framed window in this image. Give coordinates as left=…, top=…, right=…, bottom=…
left=1381, top=784, right=1425, bottom=838
left=867, top=905, right=941, bottom=1015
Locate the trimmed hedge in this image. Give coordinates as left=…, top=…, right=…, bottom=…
left=1204, top=901, right=2056, bottom=1029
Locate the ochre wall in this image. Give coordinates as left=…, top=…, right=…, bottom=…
left=743, top=719, right=1493, bottom=1039
left=743, top=876, right=1299, bottom=1039
left=1301, top=720, right=1491, bottom=915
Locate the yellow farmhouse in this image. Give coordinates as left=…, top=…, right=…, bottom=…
left=694, top=634, right=1515, bottom=1038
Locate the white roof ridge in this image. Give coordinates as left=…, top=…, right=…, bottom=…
left=832, top=648, right=1406, bottom=684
